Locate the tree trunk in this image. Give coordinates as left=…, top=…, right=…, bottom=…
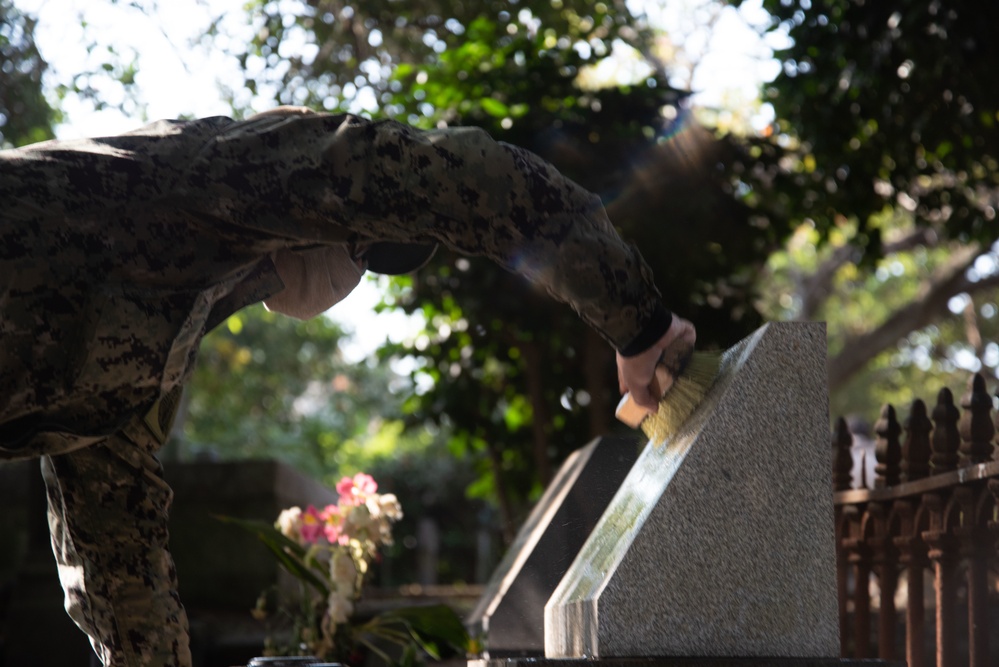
left=584, top=328, right=615, bottom=439
left=485, top=437, right=517, bottom=545
left=798, top=227, right=939, bottom=321
left=520, top=340, right=553, bottom=486
left=827, top=243, right=998, bottom=391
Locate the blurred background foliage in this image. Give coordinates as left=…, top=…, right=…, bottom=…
left=737, top=0, right=999, bottom=413
left=2, top=0, right=997, bottom=580
left=0, top=0, right=55, bottom=146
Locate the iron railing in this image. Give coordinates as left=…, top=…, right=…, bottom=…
left=832, top=372, right=999, bottom=667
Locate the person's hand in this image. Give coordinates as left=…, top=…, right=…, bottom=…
left=616, top=316, right=696, bottom=413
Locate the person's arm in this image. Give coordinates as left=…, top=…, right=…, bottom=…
left=176, top=110, right=684, bottom=398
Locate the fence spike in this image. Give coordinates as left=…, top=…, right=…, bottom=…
left=958, top=373, right=996, bottom=465
left=832, top=417, right=853, bottom=491
left=832, top=416, right=853, bottom=491
left=903, top=398, right=932, bottom=482
left=931, top=387, right=960, bottom=474
left=874, top=404, right=902, bottom=489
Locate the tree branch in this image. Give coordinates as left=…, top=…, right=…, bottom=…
left=827, top=243, right=998, bottom=391
left=798, top=243, right=857, bottom=320
left=798, top=226, right=940, bottom=320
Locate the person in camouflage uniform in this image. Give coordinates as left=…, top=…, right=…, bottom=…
left=0, top=106, right=695, bottom=666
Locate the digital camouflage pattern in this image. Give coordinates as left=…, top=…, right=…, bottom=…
left=42, top=389, right=191, bottom=667
left=0, top=109, right=669, bottom=458
left=0, top=108, right=671, bottom=665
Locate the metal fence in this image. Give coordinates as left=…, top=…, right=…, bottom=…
left=832, top=372, right=999, bottom=667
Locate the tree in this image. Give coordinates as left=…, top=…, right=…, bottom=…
left=179, top=304, right=400, bottom=474
left=0, top=0, right=56, bottom=147
left=757, top=212, right=999, bottom=419
left=734, top=0, right=999, bottom=413
left=220, top=0, right=659, bottom=116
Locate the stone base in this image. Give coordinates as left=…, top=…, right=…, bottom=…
left=470, top=658, right=904, bottom=667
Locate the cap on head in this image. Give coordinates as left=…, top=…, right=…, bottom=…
left=364, top=242, right=439, bottom=275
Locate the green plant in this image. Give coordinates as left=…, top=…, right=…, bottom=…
left=220, top=473, right=469, bottom=666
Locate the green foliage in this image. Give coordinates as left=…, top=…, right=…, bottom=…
left=737, top=0, right=999, bottom=422
left=757, top=214, right=999, bottom=419
left=182, top=303, right=399, bottom=474
left=0, top=0, right=56, bottom=147
left=736, top=0, right=999, bottom=248
left=370, top=605, right=469, bottom=662
left=216, top=515, right=332, bottom=596
left=53, top=40, right=143, bottom=118
left=226, top=0, right=657, bottom=116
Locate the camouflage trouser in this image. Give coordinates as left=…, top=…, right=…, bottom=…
left=40, top=389, right=192, bottom=667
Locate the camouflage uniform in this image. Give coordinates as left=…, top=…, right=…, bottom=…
left=0, top=110, right=671, bottom=666
left=41, top=388, right=191, bottom=667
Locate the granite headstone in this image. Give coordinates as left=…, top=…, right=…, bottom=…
left=468, top=435, right=640, bottom=656
left=545, top=322, right=839, bottom=658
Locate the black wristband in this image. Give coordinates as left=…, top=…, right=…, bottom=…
left=618, top=303, right=673, bottom=357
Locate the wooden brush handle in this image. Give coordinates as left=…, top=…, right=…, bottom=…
left=615, top=364, right=672, bottom=428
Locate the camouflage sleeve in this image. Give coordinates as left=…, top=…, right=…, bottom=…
left=180, top=112, right=672, bottom=354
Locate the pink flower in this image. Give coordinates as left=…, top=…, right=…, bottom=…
left=353, top=473, right=377, bottom=495
left=335, top=476, right=355, bottom=500
left=299, top=505, right=325, bottom=544
left=321, top=504, right=343, bottom=544
left=336, top=473, right=378, bottom=506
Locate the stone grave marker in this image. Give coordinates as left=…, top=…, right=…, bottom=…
left=545, top=322, right=840, bottom=659
left=467, top=435, right=640, bottom=656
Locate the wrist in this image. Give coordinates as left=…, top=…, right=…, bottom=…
left=617, top=303, right=672, bottom=357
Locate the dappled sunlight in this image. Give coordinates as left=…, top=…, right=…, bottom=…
left=575, top=39, right=655, bottom=90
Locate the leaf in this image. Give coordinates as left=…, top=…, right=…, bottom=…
left=394, top=63, right=416, bottom=80
left=380, top=604, right=470, bottom=658
left=214, top=515, right=330, bottom=596
left=399, top=644, right=419, bottom=667
left=479, top=97, right=509, bottom=118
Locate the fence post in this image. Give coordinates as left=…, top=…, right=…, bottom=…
left=833, top=416, right=854, bottom=491
left=832, top=417, right=853, bottom=657
left=924, top=492, right=958, bottom=667
left=991, top=479, right=999, bottom=558
left=874, top=405, right=902, bottom=489
left=930, top=388, right=960, bottom=474
left=845, top=534, right=873, bottom=657
left=902, top=399, right=932, bottom=482
left=958, top=374, right=996, bottom=465
left=892, top=500, right=925, bottom=667
left=870, top=503, right=898, bottom=661
left=955, top=519, right=990, bottom=667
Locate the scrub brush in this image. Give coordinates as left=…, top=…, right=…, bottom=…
left=615, top=349, right=721, bottom=443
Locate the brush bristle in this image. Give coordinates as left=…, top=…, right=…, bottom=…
left=641, top=351, right=721, bottom=443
